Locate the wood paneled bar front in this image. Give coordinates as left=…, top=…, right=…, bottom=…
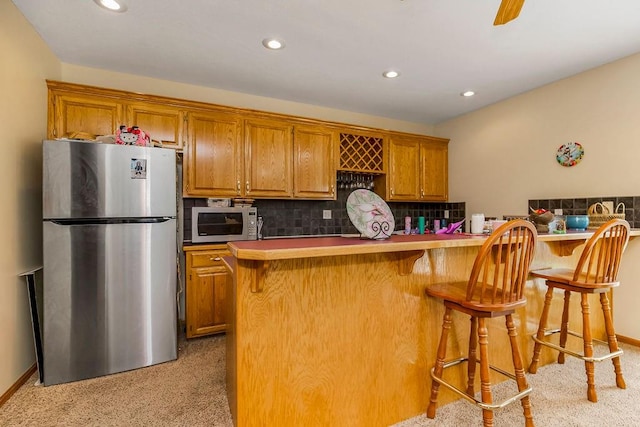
left=224, top=231, right=639, bottom=427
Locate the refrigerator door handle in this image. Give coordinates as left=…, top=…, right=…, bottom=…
left=48, top=217, right=174, bottom=226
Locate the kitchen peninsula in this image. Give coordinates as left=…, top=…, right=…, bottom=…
left=224, top=231, right=640, bottom=427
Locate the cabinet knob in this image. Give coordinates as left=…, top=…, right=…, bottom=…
left=210, top=257, right=221, bottom=261
left=421, top=189, right=424, bottom=197
left=245, top=181, right=250, bottom=192
left=331, top=185, right=334, bottom=196
left=391, top=188, right=394, bottom=196
left=236, top=180, right=240, bottom=194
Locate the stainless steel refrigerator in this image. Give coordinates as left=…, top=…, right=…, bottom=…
left=42, top=139, right=177, bottom=385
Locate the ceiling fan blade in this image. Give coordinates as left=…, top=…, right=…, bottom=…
left=494, top=0, right=525, bottom=25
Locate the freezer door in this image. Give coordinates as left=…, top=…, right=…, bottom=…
left=43, top=139, right=176, bottom=219
left=42, top=219, right=177, bottom=385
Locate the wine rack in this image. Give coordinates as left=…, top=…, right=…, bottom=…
left=338, top=133, right=384, bottom=173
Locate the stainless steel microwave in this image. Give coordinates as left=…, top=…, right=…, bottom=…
left=191, top=206, right=258, bottom=243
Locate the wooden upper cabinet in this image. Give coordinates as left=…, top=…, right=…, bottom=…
left=184, top=111, right=243, bottom=197
left=377, top=136, right=448, bottom=202
left=46, top=81, right=448, bottom=201
left=49, top=93, right=122, bottom=139
left=244, top=119, right=293, bottom=198
left=126, top=102, right=184, bottom=149
left=420, top=140, right=448, bottom=201
left=386, top=137, right=422, bottom=200
left=293, top=125, right=336, bottom=199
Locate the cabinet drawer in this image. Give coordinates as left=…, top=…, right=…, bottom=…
left=190, top=251, right=230, bottom=268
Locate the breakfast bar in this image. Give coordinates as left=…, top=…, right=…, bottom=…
left=224, top=231, right=638, bottom=427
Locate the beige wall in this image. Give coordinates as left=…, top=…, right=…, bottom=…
left=435, top=52, right=640, bottom=339
left=60, top=64, right=434, bottom=136
left=0, top=1, right=61, bottom=397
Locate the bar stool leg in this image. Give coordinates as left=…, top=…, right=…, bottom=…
left=467, top=317, right=478, bottom=396
left=477, top=318, right=494, bottom=427
left=580, top=294, right=597, bottom=402
left=600, top=292, right=626, bottom=389
left=529, top=286, right=554, bottom=374
left=506, top=314, right=534, bottom=427
left=558, top=290, right=571, bottom=364
left=427, top=307, right=453, bottom=419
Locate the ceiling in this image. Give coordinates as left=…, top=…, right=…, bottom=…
left=12, top=0, right=640, bottom=125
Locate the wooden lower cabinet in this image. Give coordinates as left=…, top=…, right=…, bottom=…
left=185, top=247, right=230, bottom=338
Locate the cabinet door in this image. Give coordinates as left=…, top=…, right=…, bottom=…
left=50, top=94, right=122, bottom=139
left=126, top=102, right=184, bottom=149
left=420, top=141, right=448, bottom=201
left=186, top=251, right=229, bottom=338
left=293, top=125, right=336, bottom=199
left=387, top=137, right=421, bottom=200
left=184, top=111, right=243, bottom=197
left=244, top=119, right=293, bottom=198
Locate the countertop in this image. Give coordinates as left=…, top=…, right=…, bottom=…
left=227, top=230, right=640, bottom=261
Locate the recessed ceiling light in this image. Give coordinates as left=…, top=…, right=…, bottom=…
left=383, top=70, right=400, bottom=79
left=94, top=0, right=127, bottom=12
left=461, top=91, right=475, bottom=97
left=262, top=38, right=285, bottom=50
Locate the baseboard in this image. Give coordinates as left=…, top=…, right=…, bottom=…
left=617, top=334, right=640, bottom=347
left=0, top=364, right=37, bottom=407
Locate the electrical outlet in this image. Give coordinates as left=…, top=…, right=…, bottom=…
left=322, top=210, right=332, bottom=220
left=444, top=210, right=450, bottom=219
left=554, top=208, right=563, bottom=215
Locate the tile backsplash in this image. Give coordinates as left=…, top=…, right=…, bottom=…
left=529, top=196, right=638, bottom=228
left=184, top=189, right=465, bottom=240
left=183, top=193, right=637, bottom=242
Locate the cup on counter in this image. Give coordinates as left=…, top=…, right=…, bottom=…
left=404, top=216, right=412, bottom=234
left=418, top=216, right=426, bottom=234
left=471, top=213, right=485, bottom=234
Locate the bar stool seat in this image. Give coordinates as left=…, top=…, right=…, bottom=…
left=528, top=218, right=630, bottom=403
left=426, top=220, right=537, bottom=427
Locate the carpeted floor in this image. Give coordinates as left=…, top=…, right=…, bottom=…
left=0, top=334, right=233, bottom=427
left=1, top=335, right=638, bottom=426
left=394, top=343, right=640, bottom=427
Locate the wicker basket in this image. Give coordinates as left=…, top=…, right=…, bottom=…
left=587, top=202, right=625, bottom=229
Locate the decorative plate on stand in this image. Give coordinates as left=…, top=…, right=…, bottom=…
left=346, top=189, right=395, bottom=239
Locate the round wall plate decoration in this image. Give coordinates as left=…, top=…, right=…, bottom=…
left=556, top=142, right=584, bottom=167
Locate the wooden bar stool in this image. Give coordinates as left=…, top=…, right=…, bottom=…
left=426, top=220, right=537, bottom=427
left=528, top=218, right=630, bottom=403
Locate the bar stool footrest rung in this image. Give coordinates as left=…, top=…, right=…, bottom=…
left=430, top=357, right=532, bottom=411
left=532, top=329, right=623, bottom=363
